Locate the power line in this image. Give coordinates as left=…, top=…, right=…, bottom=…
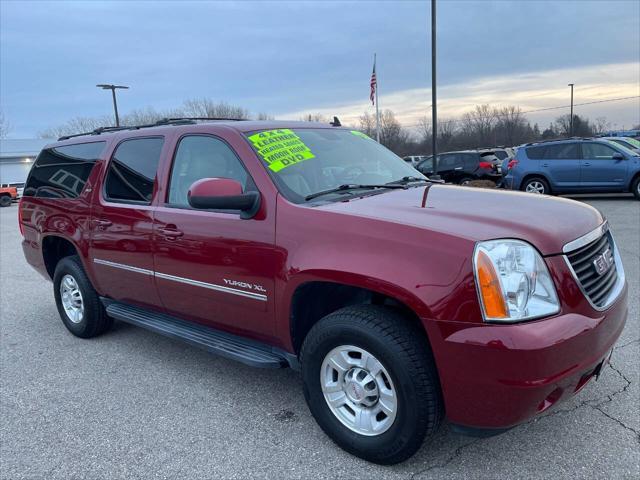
left=404, top=95, right=640, bottom=128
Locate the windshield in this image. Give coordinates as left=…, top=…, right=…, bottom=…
left=245, top=128, right=426, bottom=203
left=605, top=139, right=640, bottom=156
left=612, top=137, right=640, bottom=150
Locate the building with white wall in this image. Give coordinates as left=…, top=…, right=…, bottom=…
left=0, top=139, right=50, bottom=185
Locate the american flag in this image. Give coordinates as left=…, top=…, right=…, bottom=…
left=370, top=60, right=377, bottom=105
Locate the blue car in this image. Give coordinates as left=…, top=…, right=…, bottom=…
left=502, top=138, right=640, bottom=200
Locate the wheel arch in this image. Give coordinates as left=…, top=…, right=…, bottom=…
left=41, top=235, right=82, bottom=279
left=287, top=277, right=432, bottom=355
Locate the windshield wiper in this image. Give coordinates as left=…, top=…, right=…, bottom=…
left=386, top=176, right=429, bottom=185
left=304, top=183, right=407, bottom=201
left=387, top=176, right=444, bottom=185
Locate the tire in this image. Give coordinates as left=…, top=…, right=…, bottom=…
left=0, top=195, right=11, bottom=207
left=53, top=255, right=112, bottom=338
left=521, top=177, right=550, bottom=195
left=300, top=305, right=443, bottom=465
left=458, top=176, right=474, bottom=186
left=632, top=176, right=640, bottom=200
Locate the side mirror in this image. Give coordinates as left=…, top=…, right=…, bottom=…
left=188, top=178, right=260, bottom=219
left=612, top=152, right=625, bottom=160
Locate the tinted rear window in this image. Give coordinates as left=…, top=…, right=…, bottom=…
left=525, top=146, right=547, bottom=159
left=544, top=143, right=580, bottom=159
left=23, top=142, right=106, bottom=198
left=104, top=137, right=164, bottom=203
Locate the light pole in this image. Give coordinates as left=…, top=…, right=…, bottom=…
left=430, top=0, right=440, bottom=179
left=96, top=84, right=129, bottom=126
left=568, top=83, right=574, bottom=137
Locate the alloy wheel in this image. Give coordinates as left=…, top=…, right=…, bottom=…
left=525, top=181, right=545, bottom=194
left=320, top=345, right=397, bottom=436
left=60, top=274, right=84, bottom=324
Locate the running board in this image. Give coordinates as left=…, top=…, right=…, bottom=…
left=105, top=302, right=291, bottom=369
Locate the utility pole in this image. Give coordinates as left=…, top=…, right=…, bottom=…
left=431, top=0, right=439, bottom=179
left=374, top=54, right=380, bottom=143
left=568, top=83, right=574, bottom=137
left=96, top=84, right=129, bottom=126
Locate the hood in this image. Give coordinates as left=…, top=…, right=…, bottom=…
left=318, top=184, right=604, bottom=255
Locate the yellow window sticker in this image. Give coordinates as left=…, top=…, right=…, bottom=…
left=350, top=130, right=372, bottom=140
left=247, top=129, right=315, bottom=172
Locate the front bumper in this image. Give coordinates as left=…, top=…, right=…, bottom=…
left=424, top=281, right=628, bottom=429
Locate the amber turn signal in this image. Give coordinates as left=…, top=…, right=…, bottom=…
left=476, top=250, right=508, bottom=319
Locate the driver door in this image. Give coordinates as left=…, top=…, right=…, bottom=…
left=152, top=134, right=278, bottom=339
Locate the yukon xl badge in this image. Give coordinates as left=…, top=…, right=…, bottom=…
left=593, top=247, right=614, bottom=276
left=223, top=279, right=267, bottom=293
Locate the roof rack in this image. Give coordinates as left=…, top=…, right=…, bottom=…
left=522, top=137, right=593, bottom=146
left=57, top=117, right=245, bottom=141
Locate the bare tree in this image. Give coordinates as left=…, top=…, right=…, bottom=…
left=358, top=112, right=376, bottom=137
left=418, top=116, right=432, bottom=146
left=39, top=115, right=112, bottom=138
left=182, top=99, right=249, bottom=119
left=121, top=107, right=177, bottom=125
left=592, top=117, right=610, bottom=135
left=0, top=110, right=10, bottom=139
left=460, top=104, right=498, bottom=146
left=495, top=106, right=527, bottom=146
left=437, top=119, right=458, bottom=152
left=555, top=114, right=593, bottom=137
left=300, top=113, right=327, bottom=123
left=359, top=110, right=410, bottom=153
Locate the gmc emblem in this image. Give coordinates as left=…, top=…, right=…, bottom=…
left=593, top=247, right=614, bottom=276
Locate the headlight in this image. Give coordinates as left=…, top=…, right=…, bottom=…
left=473, top=239, right=560, bottom=322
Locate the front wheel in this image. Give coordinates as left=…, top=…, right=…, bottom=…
left=300, top=305, right=443, bottom=465
left=522, top=177, right=550, bottom=195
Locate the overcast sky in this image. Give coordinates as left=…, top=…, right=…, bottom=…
left=1, top=0, right=639, bottom=138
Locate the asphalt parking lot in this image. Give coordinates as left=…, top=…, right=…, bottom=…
left=1, top=196, right=638, bottom=479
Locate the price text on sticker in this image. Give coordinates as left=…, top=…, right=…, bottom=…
left=247, top=129, right=315, bottom=172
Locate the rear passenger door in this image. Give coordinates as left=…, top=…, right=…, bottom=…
left=89, top=137, right=166, bottom=310
left=152, top=134, right=277, bottom=339
left=580, top=142, right=628, bottom=190
left=540, top=142, right=581, bottom=191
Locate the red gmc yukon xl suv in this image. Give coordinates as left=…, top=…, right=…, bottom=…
left=19, top=119, right=628, bottom=464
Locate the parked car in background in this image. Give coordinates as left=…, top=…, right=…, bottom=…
left=502, top=138, right=640, bottom=199
left=415, top=150, right=501, bottom=184
left=603, top=136, right=640, bottom=154
left=403, top=155, right=430, bottom=167
left=0, top=185, right=17, bottom=207
left=1, top=182, right=25, bottom=200
left=478, top=146, right=515, bottom=162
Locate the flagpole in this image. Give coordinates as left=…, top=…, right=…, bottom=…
left=374, top=53, right=380, bottom=143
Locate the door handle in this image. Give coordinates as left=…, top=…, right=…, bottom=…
left=541, top=163, right=549, bottom=167
left=158, top=227, right=183, bottom=239
left=583, top=162, right=591, bottom=166
left=92, top=219, right=112, bottom=228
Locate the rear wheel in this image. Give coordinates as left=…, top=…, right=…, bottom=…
left=522, top=177, right=550, bottom=195
left=300, top=305, right=443, bottom=465
left=53, top=255, right=112, bottom=338
left=632, top=176, right=640, bottom=200
left=0, top=195, right=11, bottom=207
left=458, top=176, right=474, bottom=186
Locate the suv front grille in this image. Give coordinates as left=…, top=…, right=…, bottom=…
left=566, top=232, right=618, bottom=308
